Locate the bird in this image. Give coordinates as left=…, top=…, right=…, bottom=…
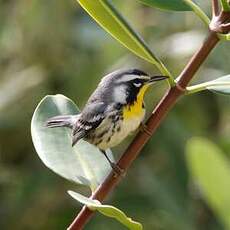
left=46, top=69, right=168, bottom=173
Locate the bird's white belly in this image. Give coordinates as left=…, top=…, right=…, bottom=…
left=97, top=111, right=145, bottom=150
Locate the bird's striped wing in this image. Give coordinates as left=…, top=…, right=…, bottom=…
left=72, top=102, right=106, bottom=145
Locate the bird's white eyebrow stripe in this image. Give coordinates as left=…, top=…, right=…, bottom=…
left=116, top=74, right=149, bottom=83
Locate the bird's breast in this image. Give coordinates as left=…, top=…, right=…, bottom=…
left=91, top=107, right=145, bottom=150
left=123, top=83, right=148, bottom=120
left=122, top=100, right=145, bottom=121
left=86, top=100, right=146, bottom=150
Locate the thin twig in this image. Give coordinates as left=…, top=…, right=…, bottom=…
left=220, top=22, right=230, bottom=31
left=210, top=11, right=230, bottom=32
left=212, top=0, right=220, bottom=17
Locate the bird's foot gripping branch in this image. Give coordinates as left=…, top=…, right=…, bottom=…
left=31, top=0, right=230, bottom=229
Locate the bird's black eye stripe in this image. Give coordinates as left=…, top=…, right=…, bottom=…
left=133, top=79, right=141, bottom=84
left=133, top=78, right=147, bottom=83
left=128, top=69, right=148, bottom=76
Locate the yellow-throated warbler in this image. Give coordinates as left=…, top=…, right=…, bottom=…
left=46, top=69, right=167, bottom=172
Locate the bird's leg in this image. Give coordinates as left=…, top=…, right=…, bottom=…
left=100, top=150, right=124, bottom=176
left=139, top=122, right=152, bottom=137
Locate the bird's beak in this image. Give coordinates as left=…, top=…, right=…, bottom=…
left=148, top=75, right=168, bottom=83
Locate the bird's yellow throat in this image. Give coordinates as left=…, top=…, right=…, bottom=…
left=123, top=84, right=149, bottom=120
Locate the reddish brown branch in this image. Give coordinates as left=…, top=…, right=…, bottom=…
left=220, top=21, right=230, bottom=31
left=68, top=9, right=230, bottom=230
left=212, top=0, right=219, bottom=17
left=210, top=11, right=230, bottom=33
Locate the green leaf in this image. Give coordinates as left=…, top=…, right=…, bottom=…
left=138, top=0, right=210, bottom=26
left=186, top=137, right=230, bottom=229
left=186, top=75, right=230, bottom=95
left=31, top=94, right=113, bottom=191
left=137, top=0, right=191, bottom=11
left=220, top=0, right=230, bottom=11
left=138, top=1, right=210, bottom=26
left=183, top=0, right=210, bottom=26
left=77, top=0, right=173, bottom=84
left=68, top=191, right=143, bottom=230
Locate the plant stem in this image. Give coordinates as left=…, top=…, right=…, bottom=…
left=212, top=0, right=220, bottom=16
left=186, top=82, right=230, bottom=94
left=155, top=61, right=175, bottom=86
left=183, top=0, right=210, bottom=26
left=68, top=30, right=219, bottom=230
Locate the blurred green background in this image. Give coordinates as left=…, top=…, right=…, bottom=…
left=0, top=0, right=229, bottom=229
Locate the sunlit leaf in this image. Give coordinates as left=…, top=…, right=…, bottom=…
left=77, top=0, right=172, bottom=80
left=31, top=94, right=113, bottom=191
left=68, top=191, right=143, bottom=230
left=137, top=0, right=191, bottom=11
left=207, top=75, right=230, bottom=95
left=186, top=74, right=230, bottom=95
left=186, top=137, right=230, bottom=229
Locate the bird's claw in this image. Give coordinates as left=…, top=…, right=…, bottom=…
left=139, top=123, right=152, bottom=137
left=110, top=162, right=125, bottom=177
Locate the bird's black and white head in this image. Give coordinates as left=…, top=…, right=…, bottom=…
left=97, top=69, right=168, bottom=105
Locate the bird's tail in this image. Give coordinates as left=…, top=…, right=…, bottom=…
left=45, top=115, right=79, bottom=129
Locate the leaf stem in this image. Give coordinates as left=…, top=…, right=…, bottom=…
left=218, top=32, right=230, bottom=40
left=186, top=81, right=230, bottom=94
left=212, top=0, right=220, bottom=16
left=155, top=62, right=175, bottom=86
left=183, top=0, right=210, bottom=26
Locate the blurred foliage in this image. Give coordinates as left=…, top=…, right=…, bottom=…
left=0, top=0, right=229, bottom=230
left=136, top=0, right=191, bottom=11
left=187, top=138, right=230, bottom=230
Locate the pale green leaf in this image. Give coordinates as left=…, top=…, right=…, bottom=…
left=31, top=94, right=113, bottom=191
left=186, top=137, right=230, bottom=229
left=68, top=190, right=143, bottom=230
left=207, top=75, right=230, bottom=95
left=77, top=0, right=173, bottom=83
left=186, top=75, right=230, bottom=95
